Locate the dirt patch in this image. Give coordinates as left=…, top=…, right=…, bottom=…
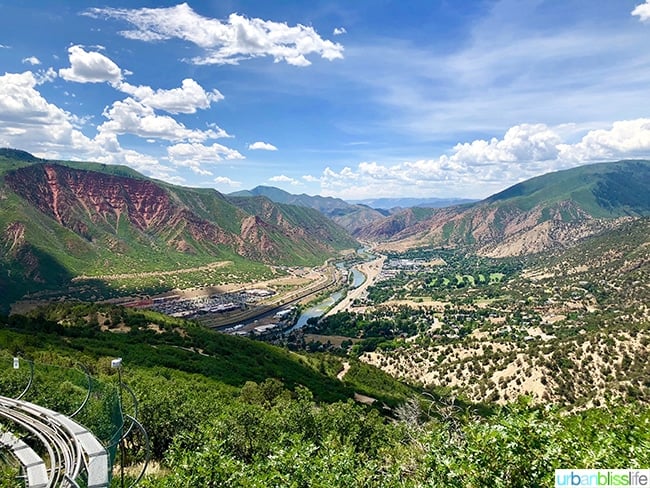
left=337, top=361, right=350, bottom=381
left=353, top=392, right=376, bottom=405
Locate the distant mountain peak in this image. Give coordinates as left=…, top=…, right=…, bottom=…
left=229, top=185, right=387, bottom=234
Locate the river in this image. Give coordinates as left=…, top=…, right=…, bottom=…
left=290, top=261, right=368, bottom=331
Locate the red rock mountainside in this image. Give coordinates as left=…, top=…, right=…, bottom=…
left=5, top=163, right=238, bottom=250
left=3, top=163, right=356, bottom=265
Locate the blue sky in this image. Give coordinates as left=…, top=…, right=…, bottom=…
left=1, top=0, right=649, bottom=199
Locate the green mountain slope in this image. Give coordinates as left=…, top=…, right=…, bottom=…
left=1, top=300, right=649, bottom=487
left=228, top=195, right=358, bottom=253
left=0, top=302, right=418, bottom=410
left=487, top=160, right=650, bottom=216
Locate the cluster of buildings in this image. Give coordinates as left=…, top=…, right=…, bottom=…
left=126, top=288, right=276, bottom=318
left=375, top=258, right=430, bottom=282
left=223, top=307, right=296, bottom=336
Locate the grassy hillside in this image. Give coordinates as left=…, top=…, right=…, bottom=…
left=0, top=303, right=417, bottom=404
left=487, top=160, right=650, bottom=216
left=0, top=147, right=146, bottom=180
left=0, top=303, right=422, bottom=459
left=361, top=160, right=650, bottom=255
left=228, top=195, right=358, bottom=252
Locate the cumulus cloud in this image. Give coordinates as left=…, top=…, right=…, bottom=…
left=52, top=42, right=238, bottom=178
left=167, top=142, right=244, bottom=175
left=333, top=27, right=347, bottom=36
left=214, top=176, right=242, bottom=187
left=269, top=174, right=300, bottom=185
left=0, top=70, right=180, bottom=181
left=59, top=45, right=122, bottom=83
left=93, top=134, right=180, bottom=181
left=317, top=119, right=650, bottom=199
left=248, top=141, right=278, bottom=151
left=450, top=124, right=562, bottom=165
left=632, top=0, right=650, bottom=22
left=560, top=118, right=650, bottom=161
left=0, top=71, right=90, bottom=152
left=84, top=3, right=344, bottom=66
left=55, top=45, right=238, bottom=177
left=22, top=56, right=41, bottom=65
left=98, top=97, right=225, bottom=142
left=118, top=78, right=224, bottom=114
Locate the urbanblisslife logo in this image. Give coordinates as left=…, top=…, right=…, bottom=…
left=555, top=470, right=650, bottom=487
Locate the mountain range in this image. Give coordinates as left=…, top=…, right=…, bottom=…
left=0, top=149, right=357, bottom=310
left=230, top=185, right=388, bottom=234
left=347, top=196, right=478, bottom=210
left=356, top=160, right=650, bottom=256
left=1, top=148, right=649, bottom=311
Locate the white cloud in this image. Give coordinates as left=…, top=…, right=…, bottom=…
left=59, top=45, right=122, bottom=84
left=449, top=124, right=562, bottom=165
left=632, top=0, right=650, bottom=22
left=98, top=97, right=225, bottom=142
left=85, top=4, right=344, bottom=67
left=34, top=68, right=57, bottom=85
left=0, top=71, right=90, bottom=152
left=559, top=118, right=650, bottom=161
left=118, top=78, right=224, bottom=114
left=206, top=123, right=232, bottom=139
left=214, top=176, right=242, bottom=187
left=91, top=134, right=180, bottom=181
left=22, top=56, right=41, bottom=65
left=269, top=174, right=300, bottom=185
left=333, top=27, right=347, bottom=36
left=46, top=43, right=238, bottom=177
left=302, top=175, right=319, bottom=183
left=317, top=119, right=650, bottom=199
left=248, top=141, right=278, bottom=151
left=167, top=142, right=244, bottom=175
left=0, top=70, right=180, bottom=182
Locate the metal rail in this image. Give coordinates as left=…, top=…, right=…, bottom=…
left=1, top=356, right=147, bottom=487
left=0, top=402, right=70, bottom=487
left=0, top=395, right=109, bottom=488
left=0, top=430, right=49, bottom=488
